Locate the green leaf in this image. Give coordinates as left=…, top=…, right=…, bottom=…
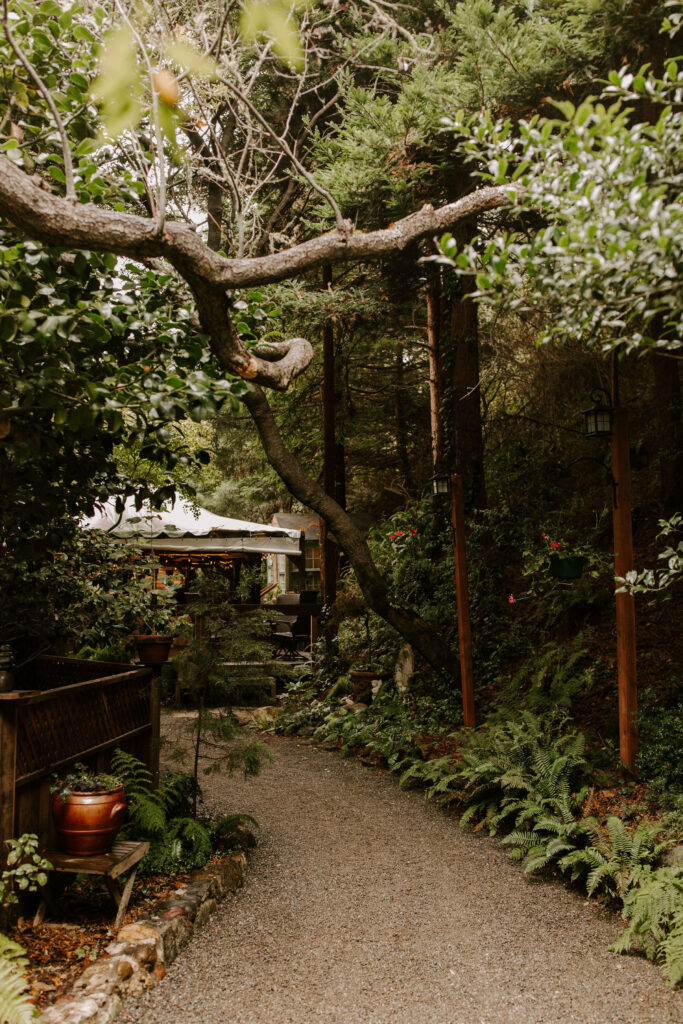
left=240, top=0, right=304, bottom=70
left=89, top=24, right=145, bottom=141
left=164, top=39, right=218, bottom=80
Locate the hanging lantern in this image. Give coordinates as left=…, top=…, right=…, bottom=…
left=582, top=389, right=613, bottom=438
left=431, top=473, right=451, bottom=497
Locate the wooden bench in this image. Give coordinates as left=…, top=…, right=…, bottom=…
left=34, top=840, right=149, bottom=930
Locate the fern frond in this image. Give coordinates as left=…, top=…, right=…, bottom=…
left=0, top=934, right=35, bottom=1024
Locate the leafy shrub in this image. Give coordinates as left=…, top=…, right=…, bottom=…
left=496, top=638, right=599, bottom=713
left=503, top=806, right=592, bottom=875
left=0, top=934, right=34, bottom=1024
left=563, top=817, right=670, bottom=900
left=111, top=749, right=257, bottom=874
left=637, top=703, right=683, bottom=797
left=0, top=835, right=51, bottom=909
left=455, top=711, right=588, bottom=833
left=611, top=867, right=683, bottom=988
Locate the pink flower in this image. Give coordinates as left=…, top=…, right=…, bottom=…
left=508, top=594, right=515, bottom=604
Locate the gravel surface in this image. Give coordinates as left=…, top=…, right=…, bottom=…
left=124, top=717, right=683, bottom=1024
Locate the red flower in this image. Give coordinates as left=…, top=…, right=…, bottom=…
left=550, top=541, right=561, bottom=549
left=390, top=534, right=396, bottom=540
left=397, top=530, right=404, bottom=536
left=508, top=594, right=516, bottom=604
left=541, top=531, right=547, bottom=539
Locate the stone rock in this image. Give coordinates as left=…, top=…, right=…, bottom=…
left=150, top=913, right=193, bottom=964
left=662, top=844, right=683, bottom=869
left=157, top=905, right=189, bottom=919
left=201, top=855, right=244, bottom=896
left=297, top=725, right=316, bottom=737
left=115, top=959, right=133, bottom=981
left=107, top=921, right=161, bottom=967
left=42, top=993, right=122, bottom=1024
left=194, top=897, right=217, bottom=929
left=184, top=877, right=217, bottom=905
left=73, top=959, right=121, bottom=998
left=125, top=970, right=155, bottom=997
left=105, top=939, right=157, bottom=970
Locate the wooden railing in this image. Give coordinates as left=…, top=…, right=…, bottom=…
left=0, top=657, right=158, bottom=850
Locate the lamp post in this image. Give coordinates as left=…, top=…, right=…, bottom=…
left=432, top=473, right=476, bottom=728
left=583, top=369, right=638, bottom=772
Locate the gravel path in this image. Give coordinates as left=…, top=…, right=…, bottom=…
left=125, top=721, right=682, bottom=1024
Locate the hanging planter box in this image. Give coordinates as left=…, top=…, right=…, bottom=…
left=549, top=555, right=586, bottom=580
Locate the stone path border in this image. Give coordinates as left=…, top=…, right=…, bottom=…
left=41, top=852, right=247, bottom=1024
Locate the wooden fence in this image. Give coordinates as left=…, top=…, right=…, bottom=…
left=0, top=657, right=159, bottom=851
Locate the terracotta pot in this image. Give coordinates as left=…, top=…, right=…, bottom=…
left=134, top=635, right=173, bottom=664
left=52, top=786, right=126, bottom=856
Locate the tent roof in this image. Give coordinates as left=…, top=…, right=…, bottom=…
left=82, top=498, right=303, bottom=556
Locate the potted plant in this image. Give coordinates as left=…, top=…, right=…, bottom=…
left=328, top=594, right=383, bottom=700
left=132, top=574, right=183, bottom=665
left=51, top=763, right=126, bottom=856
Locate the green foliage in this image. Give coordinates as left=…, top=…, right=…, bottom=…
left=50, top=763, right=122, bottom=801
left=498, top=639, right=599, bottom=713
left=0, top=835, right=51, bottom=909
left=636, top=702, right=683, bottom=796
left=0, top=933, right=36, bottom=1024
left=502, top=806, right=591, bottom=876
left=617, top=515, right=683, bottom=596
left=577, top=817, right=669, bottom=900
left=611, top=867, right=683, bottom=987
left=110, top=748, right=258, bottom=874
left=437, top=64, right=683, bottom=355
left=453, top=712, right=588, bottom=833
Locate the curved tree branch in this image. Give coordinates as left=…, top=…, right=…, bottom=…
left=0, top=156, right=511, bottom=289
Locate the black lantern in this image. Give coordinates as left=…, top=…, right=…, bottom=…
left=582, top=389, right=613, bottom=438
left=431, top=473, right=451, bottom=497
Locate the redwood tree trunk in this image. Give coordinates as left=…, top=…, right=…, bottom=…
left=449, top=230, right=486, bottom=510
left=427, top=270, right=445, bottom=474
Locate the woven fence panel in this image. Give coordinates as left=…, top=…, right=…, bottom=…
left=15, top=676, right=150, bottom=782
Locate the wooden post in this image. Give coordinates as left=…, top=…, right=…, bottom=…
left=450, top=475, right=476, bottom=728
left=611, top=358, right=638, bottom=771
left=0, top=701, right=18, bottom=850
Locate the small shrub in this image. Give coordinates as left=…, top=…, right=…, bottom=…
left=637, top=703, right=683, bottom=797
left=110, top=749, right=258, bottom=874
left=0, top=933, right=35, bottom=1024
left=611, top=867, right=683, bottom=988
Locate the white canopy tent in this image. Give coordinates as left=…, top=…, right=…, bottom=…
left=82, top=498, right=304, bottom=557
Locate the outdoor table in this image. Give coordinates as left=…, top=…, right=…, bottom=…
left=33, top=840, right=149, bottom=929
